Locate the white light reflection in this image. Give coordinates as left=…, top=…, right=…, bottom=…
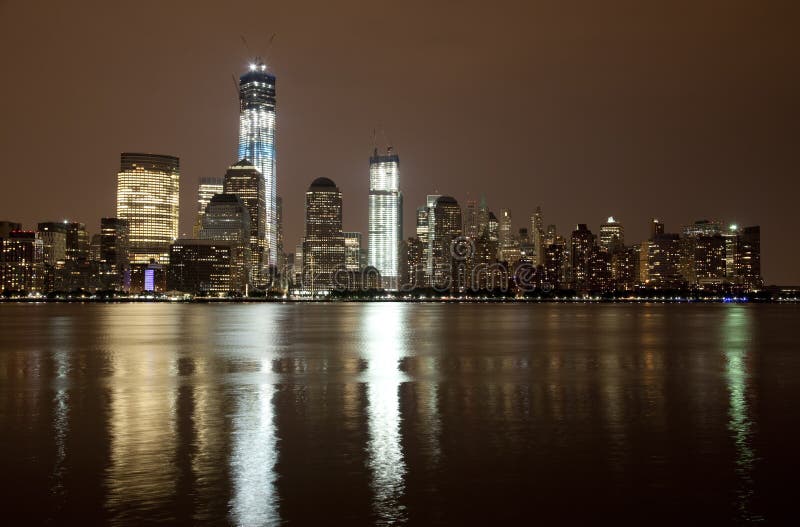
left=227, top=307, right=280, bottom=526
left=362, top=303, right=409, bottom=523
left=722, top=306, right=761, bottom=522
left=229, top=383, right=276, bottom=526
left=49, top=316, right=71, bottom=505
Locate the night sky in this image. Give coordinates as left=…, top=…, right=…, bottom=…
left=1, top=1, right=797, bottom=283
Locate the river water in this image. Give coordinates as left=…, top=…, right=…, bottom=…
left=1, top=303, right=798, bottom=524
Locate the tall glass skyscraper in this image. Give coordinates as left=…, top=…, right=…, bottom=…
left=116, top=153, right=180, bottom=265
left=368, top=146, right=402, bottom=290
left=238, top=60, right=277, bottom=267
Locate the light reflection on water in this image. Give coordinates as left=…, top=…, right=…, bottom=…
left=105, top=307, right=179, bottom=523
left=1, top=303, right=796, bottom=524
left=361, top=303, right=409, bottom=524
left=722, top=306, right=761, bottom=523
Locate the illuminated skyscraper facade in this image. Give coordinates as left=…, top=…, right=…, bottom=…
left=168, top=240, right=237, bottom=295
left=570, top=224, right=596, bottom=290
left=223, top=160, right=266, bottom=286
left=344, top=232, right=362, bottom=272
left=199, top=194, right=251, bottom=292
left=36, top=222, right=67, bottom=266
left=531, top=206, right=544, bottom=265
left=464, top=199, right=478, bottom=239
left=430, top=196, right=462, bottom=289
left=0, top=230, right=42, bottom=293
left=100, top=217, right=129, bottom=289
left=599, top=217, right=624, bottom=253
left=65, top=222, right=88, bottom=262
left=116, top=153, right=180, bottom=265
left=368, top=146, right=402, bottom=289
left=303, top=178, right=345, bottom=293
left=238, top=60, right=277, bottom=267
left=422, top=194, right=441, bottom=282
left=193, top=177, right=224, bottom=236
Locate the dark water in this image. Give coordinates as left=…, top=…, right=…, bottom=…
left=1, top=303, right=799, bottom=525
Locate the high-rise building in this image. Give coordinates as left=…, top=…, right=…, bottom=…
left=487, top=212, right=499, bottom=243
left=200, top=194, right=251, bottom=243
left=193, top=177, right=224, bottom=236
left=430, top=196, right=462, bottom=289
left=691, top=235, right=727, bottom=285
left=36, top=222, right=67, bottom=266
left=100, top=218, right=130, bottom=289
left=422, top=194, right=441, bottom=282
left=416, top=206, right=429, bottom=240
left=640, top=232, right=684, bottom=289
left=65, top=222, right=88, bottom=262
left=368, top=146, right=402, bottom=289
left=89, top=234, right=102, bottom=262
left=168, top=239, right=237, bottom=295
left=0, top=230, right=42, bottom=293
left=116, top=153, right=180, bottom=265
left=611, top=245, right=639, bottom=291
left=543, top=241, right=566, bottom=289
left=519, top=228, right=535, bottom=262
left=543, top=224, right=558, bottom=245
left=477, top=196, right=490, bottom=237
left=464, top=199, right=478, bottom=239
left=683, top=220, right=722, bottom=238
left=200, top=194, right=251, bottom=291
left=293, top=242, right=303, bottom=286
left=599, top=217, right=624, bottom=253
left=498, top=209, right=513, bottom=259
left=570, top=224, right=596, bottom=290
left=722, top=225, right=740, bottom=279
left=223, top=160, right=266, bottom=286
left=344, top=232, right=362, bottom=272
left=650, top=218, right=665, bottom=239
left=402, top=237, right=425, bottom=289
left=276, top=195, right=285, bottom=271
left=738, top=226, right=762, bottom=290
left=238, top=60, right=277, bottom=267
left=531, top=206, right=544, bottom=266
left=303, top=178, right=345, bottom=293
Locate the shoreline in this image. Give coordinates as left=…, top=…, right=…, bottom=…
left=0, top=297, right=797, bottom=304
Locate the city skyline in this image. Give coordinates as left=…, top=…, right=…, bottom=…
left=0, top=1, right=796, bottom=283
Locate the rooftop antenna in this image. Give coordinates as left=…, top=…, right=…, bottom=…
left=231, top=73, right=240, bottom=98
left=240, top=35, right=253, bottom=61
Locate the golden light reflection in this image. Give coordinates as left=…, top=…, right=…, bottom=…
left=104, top=305, right=179, bottom=517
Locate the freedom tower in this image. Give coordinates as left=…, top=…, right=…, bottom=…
left=238, top=59, right=277, bottom=267
left=368, top=146, right=402, bottom=290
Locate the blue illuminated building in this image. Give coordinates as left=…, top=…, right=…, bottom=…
left=238, top=59, right=277, bottom=267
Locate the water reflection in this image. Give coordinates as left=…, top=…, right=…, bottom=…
left=362, top=304, right=409, bottom=523
left=230, top=383, right=277, bottom=525
left=49, top=315, right=71, bottom=510
left=0, top=303, right=793, bottom=524
left=722, top=306, right=761, bottom=522
left=225, top=308, right=279, bottom=526
left=104, top=307, right=179, bottom=522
